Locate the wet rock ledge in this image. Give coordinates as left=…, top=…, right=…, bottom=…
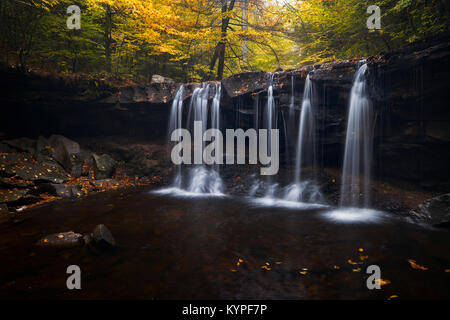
left=0, top=135, right=170, bottom=214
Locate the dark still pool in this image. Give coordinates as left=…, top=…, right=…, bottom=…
left=0, top=187, right=449, bottom=300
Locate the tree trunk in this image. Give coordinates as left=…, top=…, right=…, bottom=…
left=242, top=0, right=249, bottom=69
left=210, top=0, right=236, bottom=80
left=104, top=4, right=112, bottom=73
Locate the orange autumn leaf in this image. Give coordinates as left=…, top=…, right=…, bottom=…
left=375, top=279, right=391, bottom=286
left=408, top=259, right=429, bottom=270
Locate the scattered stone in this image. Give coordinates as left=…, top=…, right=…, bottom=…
left=91, top=224, right=116, bottom=249
left=93, top=154, right=116, bottom=179
left=410, top=193, right=450, bottom=227
left=0, top=188, right=28, bottom=203
left=0, top=153, right=29, bottom=176
left=0, top=153, right=69, bottom=183
left=0, top=176, right=34, bottom=188
left=90, top=179, right=119, bottom=188
left=15, top=161, right=69, bottom=184
left=50, top=184, right=83, bottom=199
left=36, top=231, right=84, bottom=249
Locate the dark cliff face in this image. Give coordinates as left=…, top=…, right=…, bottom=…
left=1, top=33, right=449, bottom=190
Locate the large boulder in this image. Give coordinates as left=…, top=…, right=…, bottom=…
left=92, top=154, right=116, bottom=179
left=14, top=161, right=69, bottom=184
left=48, top=135, right=82, bottom=177
left=410, top=193, right=450, bottom=227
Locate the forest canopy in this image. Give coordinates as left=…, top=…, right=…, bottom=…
left=0, top=0, right=449, bottom=82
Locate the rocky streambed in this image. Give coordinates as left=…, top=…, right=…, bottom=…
left=0, top=134, right=171, bottom=216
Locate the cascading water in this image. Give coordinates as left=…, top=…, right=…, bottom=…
left=294, top=74, right=316, bottom=184
left=168, top=85, right=185, bottom=187
left=161, top=82, right=224, bottom=196
left=186, top=83, right=223, bottom=194
left=211, top=82, right=221, bottom=131
left=340, top=63, right=373, bottom=208
left=284, top=74, right=321, bottom=203
left=266, top=74, right=276, bottom=156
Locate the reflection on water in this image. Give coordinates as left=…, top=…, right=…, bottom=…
left=154, top=187, right=227, bottom=198
left=250, top=197, right=327, bottom=210
left=323, top=208, right=385, bottom=223
left=0, top=186, right=449, bottom=300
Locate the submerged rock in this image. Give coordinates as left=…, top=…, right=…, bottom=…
left=91, top=224, right=116, bottom=248
left=36, top=231, right=84, bottom=249
left=410, top=193, right=450, bottom=227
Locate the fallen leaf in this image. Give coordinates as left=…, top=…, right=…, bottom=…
left=375, top=279, right=391, bottom=286
left=408, top=259, right=429, bottom=270
left=348, top=259, right=363, bottom=265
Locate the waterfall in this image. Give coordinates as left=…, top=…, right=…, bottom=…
left=340, top=63, right=373, bottom=208
left=163, top=82, right=224, bottom=196
left=295, top=75, right=316, bottom=184
left=211, top=82, right=221, bottom=131
left=168, top=85, right=184, bottom=187
left=283, top=74, right=319, bottom=203
left=266, top=73, right=276, bottom=156
left=245, top=72, right=323, bottom=206
left=186, top=83, right=223, bottom=194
